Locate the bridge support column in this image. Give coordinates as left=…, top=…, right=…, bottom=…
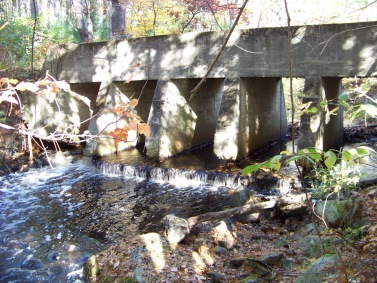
left=298, top=76, right=343, bottom=151
left=214, top=77, right=287, bottom=160
left=84, top=79, right=137, bottom=156
left=145, top=80, right=197, bottom=160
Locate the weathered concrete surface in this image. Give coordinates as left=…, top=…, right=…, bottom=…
left=21, top=83, right=99, bottom=140
left=298, top=77, right=343, bottom=151
left=39, top=21, right=377, bottom=159
left=145, top=80, right=197, bottom=159
left=83, top=80, right=156, bottom=156
left=215, top=78, right=287, bottom=160
left=45, top=22, right=377, bottom=82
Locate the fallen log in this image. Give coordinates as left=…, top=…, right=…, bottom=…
left=161, top=193, right=309, bottom=247
left=187, top=199, right=277, bottom=229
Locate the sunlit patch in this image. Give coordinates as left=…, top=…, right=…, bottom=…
left=342, top=36, right=357, bottom=50
left=192, top=251, right=207, bottom=274
left=140, top=233, right=166, bottom=273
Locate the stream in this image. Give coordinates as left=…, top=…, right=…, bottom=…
left=0, top=146, right=293, bottom=283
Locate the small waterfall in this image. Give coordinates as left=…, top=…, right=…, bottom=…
left=91, top=159, right=243, bottom=188
left=89, top=159, right=293, bottom=195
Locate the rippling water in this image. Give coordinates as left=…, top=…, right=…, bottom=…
left=0, top=152, right=246, bottom=282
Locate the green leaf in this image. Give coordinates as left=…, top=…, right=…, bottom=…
left=339, top=100, right=349, bottom=107
left=330, top=107, right=339, bottom=115
left=307, top=148, right=323, bottom=161
left=243, top=164, right=261, bottom=175
left=308, top=107, right=318, bottom=114
left=284, top=154, right=305, bottom=165
left=270, top=155, right=282, bottom=171
left=324, top=150, right=337, bottom=169
left=320, top=100, right=327, bottom=108
left=339, top=93, right=349, bottom=101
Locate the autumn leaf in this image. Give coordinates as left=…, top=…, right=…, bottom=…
left=0, top=78, right=18, bottom=87
left=124, top=73, right=136, bottom=84
left=109, top=127, right=129, bottom=144
left=39, top=88, right=56, bottom=103
left=138, top=123, right=151, bottom=137
left=128, top=99, right=138, bottom=108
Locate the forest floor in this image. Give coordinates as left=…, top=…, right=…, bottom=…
left=87, top=186, right=377, bottom=283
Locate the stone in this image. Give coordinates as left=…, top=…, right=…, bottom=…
left=298, top=235, right=331, bottom=258
left=281, top=258, right=295, bottom=271
left=229, top=257, right=246, bottom=268
left=259, top=252, right=285, bottom=266
left=21, top=257, right=44, bottom=270
left=241, top=258, right=272, bottom=278
left=315, top=200, right=343, bottom=228
left=218, top=240, right=234, bottom=250
left=295, top=254, right=340, bottom=283
left=214, top=246, right=229, bottom=256
left=230, top=187, right=251, bottom=208
left=161, top=214, right=190, bottom=247
left=206, top=271, right=224, bottom=283
left=315, top=199, right=366, bottom=229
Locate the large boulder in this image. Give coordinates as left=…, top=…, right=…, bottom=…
left=295, top=254, right=340, bottom=283
left=315, top=199, right=366, bottom=228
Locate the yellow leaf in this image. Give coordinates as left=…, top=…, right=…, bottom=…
left=128, top=99, right=138, bottom=108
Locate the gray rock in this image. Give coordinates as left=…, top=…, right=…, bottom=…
left=218, top=239, right=234, bottom=250
left=259, top=252, right=284, bottom=266
left=295, top=254, right=340, bottom=283
left=206, top=271, right=224, bottom=283
left=161, top=214, right=190, bottom=247
left=315, top=200, right=343, bottom=228
left=214, top=246, right=229, bottom=256
left=298, top=235, right=332, bottom=258
left=230, top=188, right=251, bottom=208
left=21, top=257, right=44, bottom=270
left=282, top=258, right=295, bottom=271
left=315, top=199, right=366, bottom=229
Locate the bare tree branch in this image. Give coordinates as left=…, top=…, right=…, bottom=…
left=189, top=0, right=249, bottom=101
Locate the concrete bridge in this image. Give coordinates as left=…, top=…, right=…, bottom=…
left=39, top=21, right=377, bottom=160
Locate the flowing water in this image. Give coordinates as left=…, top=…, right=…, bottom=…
left=0, top=148, right=293, bottom=283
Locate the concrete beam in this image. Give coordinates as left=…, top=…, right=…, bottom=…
left=45, top=21, right=377, bottom=83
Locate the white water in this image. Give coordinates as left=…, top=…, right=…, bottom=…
left=0, top=153, right=292, bottom=282
left=0, top=155, right=101, bottom=283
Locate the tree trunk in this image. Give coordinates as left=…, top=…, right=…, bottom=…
left=30, top=0, right=39, bottom=18
left=109, top=0, right=130, bottom=39
left=73, top=0, right=92, bottom=42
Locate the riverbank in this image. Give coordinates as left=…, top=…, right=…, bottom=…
left=85, top=186, right=377, bottom=282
